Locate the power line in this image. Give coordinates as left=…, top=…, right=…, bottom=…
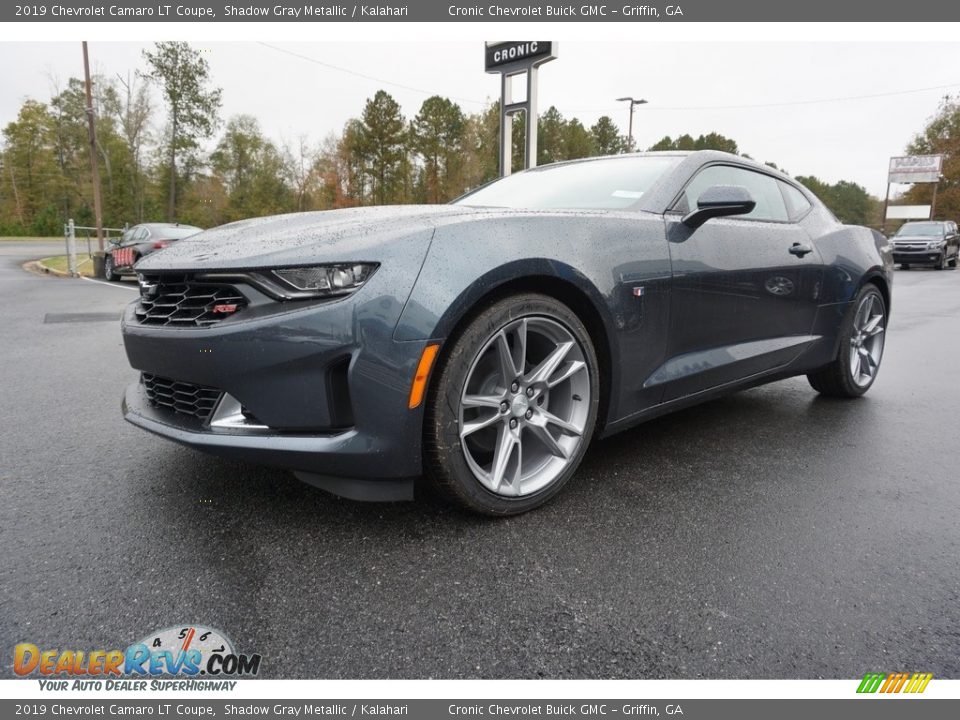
left=258, top=41, right=958, bottom=116
left=256, top=42, right=487, bottom=106
left=569, top=82, right=960, bottom=114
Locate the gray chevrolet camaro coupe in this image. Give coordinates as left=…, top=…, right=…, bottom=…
left=121, top=151, right=893, bottom=515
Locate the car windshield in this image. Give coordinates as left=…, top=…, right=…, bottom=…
left=154, top=226, right=202, bottom=239
left=453, top=156, right=682, bottom=210
left=895, top=222, right=942, bottom=237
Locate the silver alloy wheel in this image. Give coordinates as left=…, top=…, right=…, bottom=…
left=848, top=292, right=885, bottom=387
left=458, top=316, right=591, bottom=497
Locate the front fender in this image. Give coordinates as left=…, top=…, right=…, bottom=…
left=393, top=211, right=673, bottom=425
left=393, top=212, right=627, bottom=344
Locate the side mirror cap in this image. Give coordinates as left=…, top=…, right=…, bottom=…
left=682, top=185, right=757, bottom=229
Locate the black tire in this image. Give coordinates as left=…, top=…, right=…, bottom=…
left=103, top=255, right=117, bottom=281
left=935, top=253, right=945, bottom=270
left=900, top=264, right=910, bottom=270
left=424, top=293, right=600, bottom=516
left=949, top=256, right=957, bottom=269
left=807, top=284, right=886, bottom=398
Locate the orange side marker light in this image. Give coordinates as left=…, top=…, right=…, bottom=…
left=408, top=344, right=440, bottom=409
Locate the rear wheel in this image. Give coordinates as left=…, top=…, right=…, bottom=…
left=807, top=285, right=886, bottom=398
left=424, top=294, right=600, bottom=515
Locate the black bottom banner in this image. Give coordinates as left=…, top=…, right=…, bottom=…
left=2, top=699, right=957, bottom=720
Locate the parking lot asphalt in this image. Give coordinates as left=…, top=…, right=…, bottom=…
left=1, top=242, right=958, bottom=679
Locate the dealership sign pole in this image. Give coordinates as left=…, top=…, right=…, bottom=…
left=883, top=154, right=944, bottom=229
left=485, top=41, right=557, bottom=177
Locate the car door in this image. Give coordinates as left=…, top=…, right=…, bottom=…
left=656, top=164, right=824, bottom=401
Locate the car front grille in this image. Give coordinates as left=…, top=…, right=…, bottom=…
left=135, top=274, right=246, bottom=327
left=142, top=373, right=222, bottom=420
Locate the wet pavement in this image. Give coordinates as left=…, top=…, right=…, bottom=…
left=1, top=242, right=958, bottom=678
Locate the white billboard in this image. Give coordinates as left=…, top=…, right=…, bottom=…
left=886, top=205, right=932, bottom=220
left=888, top=155, right=943, bottom=184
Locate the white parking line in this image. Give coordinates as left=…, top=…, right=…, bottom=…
left=80, top=276, right=138, bottom=291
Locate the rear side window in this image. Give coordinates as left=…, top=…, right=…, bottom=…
left=779, top=181, right=812, bottom=220
left=679, top=165, right=789, bottom=222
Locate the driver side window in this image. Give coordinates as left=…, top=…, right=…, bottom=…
left=680, top=165, right=789, bottom=223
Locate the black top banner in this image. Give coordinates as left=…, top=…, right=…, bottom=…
left=7, top=0, right=960, bottom=22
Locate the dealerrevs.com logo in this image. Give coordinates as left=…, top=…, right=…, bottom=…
left=14, top=625, right=261, bottom=691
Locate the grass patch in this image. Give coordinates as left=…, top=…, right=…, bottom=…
left=38, top=254, right=95, bottom=277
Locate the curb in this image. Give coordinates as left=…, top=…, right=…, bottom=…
left=23, top=259, right=74, bottom=278
left=23, top=258, right=90, bottom=278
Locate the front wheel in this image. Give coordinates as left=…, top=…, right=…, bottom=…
left=935, top=253, right=945, bottom=270
left=103, top=255, right=117, bottom=281
left=424, top=294, right=600, bottom=515
left=807, top=285, right=887, bottom=398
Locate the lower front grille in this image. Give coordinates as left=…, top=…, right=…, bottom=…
left=142, top=373, right=222, bottom=421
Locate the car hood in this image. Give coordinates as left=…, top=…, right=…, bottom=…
left=893, top=235, right=941, bottom=243
left=135, top=205, right=503, bottom=271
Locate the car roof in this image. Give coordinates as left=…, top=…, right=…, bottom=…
left=134, top=223, right=202, bottom=230
left=524, top=149, right=774, bottom=171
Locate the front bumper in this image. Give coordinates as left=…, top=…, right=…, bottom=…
left=893, top=250, right=942, bottom=265
left=121, top=291, right=433, bottom=484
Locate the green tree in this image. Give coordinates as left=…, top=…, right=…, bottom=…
left=410, top=96, right=465, bottom=203
left=108, top=72, right=153, bottom=222
left=591, top=116, right=628, bottom=156
left=649, top=132, right=738, bottom=153
left=795, top=175, right=879, bottom=225
left=142, top=41, right=222, bottom=221
left=537, top=106, right=566, bottom=165
left=211, top=115, right=293, bottom=222
left=358, top=90, right=407, bottom=204
left=460, top=101, right=500, bottom=191
left=0, top=100, right=61, bottom=234
left=902, top=94, right=960, bottom=221
left=563, top=119, right=595, bottom=160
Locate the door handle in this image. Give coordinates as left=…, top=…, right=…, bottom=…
left=789, top=242, right=813, bottom=258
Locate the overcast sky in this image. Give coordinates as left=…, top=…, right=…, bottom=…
left=1, top=40, right=958, bottom=197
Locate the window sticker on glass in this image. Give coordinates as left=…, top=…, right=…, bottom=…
left=611, top=190, right=643, bottom=199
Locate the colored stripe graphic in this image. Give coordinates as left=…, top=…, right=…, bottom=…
left=857, top=672, right=932, bottom=693
left=904, top=673, right=934, bottom=693
left=857, top=673, right=886, bottom=693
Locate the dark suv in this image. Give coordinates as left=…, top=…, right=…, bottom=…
left=891, top=220, right=959, bottom=270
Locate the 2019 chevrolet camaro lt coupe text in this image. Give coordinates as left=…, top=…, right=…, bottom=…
left=121, top=151, right=893, bottom=515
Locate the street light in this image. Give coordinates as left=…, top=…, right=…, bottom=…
left=616, top=96, right=648, bottom=152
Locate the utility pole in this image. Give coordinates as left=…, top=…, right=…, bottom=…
left=616, top=96, right=648, bottom=152
left=930, top=174, right=942, bottom=219
left=82, top=41, right=106, bottom=276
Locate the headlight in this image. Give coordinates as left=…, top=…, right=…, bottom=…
left=927, top=240, right=944, bottom=249
left=267, top=263, right=378, bottom=299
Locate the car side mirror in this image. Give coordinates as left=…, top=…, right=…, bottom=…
left=682, top=185, right=757, bottom=229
